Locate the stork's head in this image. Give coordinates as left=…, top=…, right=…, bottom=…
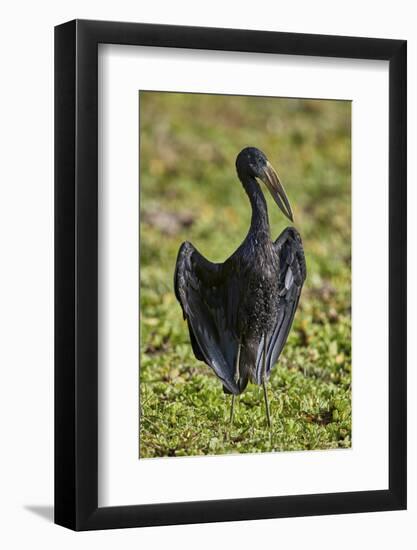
left=236, top=147, right=294, bottom=222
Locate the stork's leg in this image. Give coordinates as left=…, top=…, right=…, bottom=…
left=262, top=381, right=271, bottom=429
left=262, top=334, right=272, bottom=429
left=230, top=395, right=235, bottom=425
left=230, top=341, right=241, bottom=425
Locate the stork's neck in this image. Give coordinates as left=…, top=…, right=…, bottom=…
left=241, top=175, right=270, bottom=236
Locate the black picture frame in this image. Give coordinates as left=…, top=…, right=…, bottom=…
left=55, top=19, right=407, bottom=531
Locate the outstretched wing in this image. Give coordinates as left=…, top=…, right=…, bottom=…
left=255, top=227, right=306, bottom=381
left=174, top=241, right=240, bottom=394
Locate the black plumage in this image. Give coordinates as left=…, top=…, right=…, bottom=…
left=174, top=147, right=306, bottom=424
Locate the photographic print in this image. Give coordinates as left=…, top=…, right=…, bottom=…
left=139, top=91, right=351, bottom=458
left=55, top=21, right=406, bottom=530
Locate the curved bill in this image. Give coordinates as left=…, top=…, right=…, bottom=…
left=259, top=161, right=294, bottom=222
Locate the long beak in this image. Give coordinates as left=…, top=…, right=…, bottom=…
left=259, top=161, right=294, bottom=222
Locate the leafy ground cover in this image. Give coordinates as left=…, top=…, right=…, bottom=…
left=139, top=92, right=351, bottom=457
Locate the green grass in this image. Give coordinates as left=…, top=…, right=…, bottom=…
left=139, top=92, right=351, bottom=457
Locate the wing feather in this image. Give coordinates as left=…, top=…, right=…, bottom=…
left=255, top=227, right=306, bottom=380
left=174, top=241, right=240, bottom=394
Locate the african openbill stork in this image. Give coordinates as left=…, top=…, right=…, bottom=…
left=174, top=147, right=306, bottom=427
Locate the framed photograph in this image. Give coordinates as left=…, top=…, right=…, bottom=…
left=55, top=19, right=406, bottom=530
